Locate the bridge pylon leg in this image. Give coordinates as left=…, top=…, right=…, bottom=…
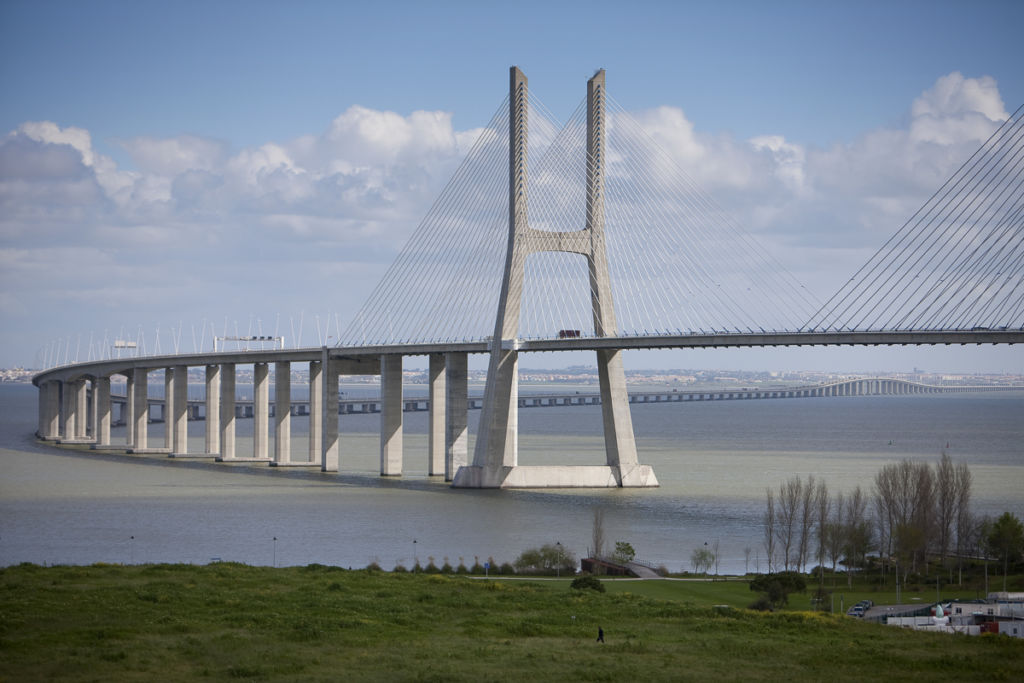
left=453, top=66, right=657, bottom=488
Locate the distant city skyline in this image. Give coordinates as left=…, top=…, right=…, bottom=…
left=1, top=1, right=1022, bottom=373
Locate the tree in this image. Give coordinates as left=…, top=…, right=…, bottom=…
left=797, top=474, right=817, bottom=572
left=591, top=507, right=606, bottom=559
left=764, top=488, right=777, bottom=573
left=843, top=486, right=873, bottom=587
left=612, top=541, right=635, bottom=565
left=743, top=546, right=752, bottom=575
left=691, top=547, right=714, bottom=574
left=952, top=460, right=973, bottom=584
left=777, top=476, right=802, bottom=571
left=934, top=453, right=956, bottom=569
left=987, top=512, right=1024, bottom=592
left=749, top=572, right=807, bottom=608
left=513, top=544, right=576, bottom=575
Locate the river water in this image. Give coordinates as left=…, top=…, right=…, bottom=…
left=1, top=382, right=1021, bottom=574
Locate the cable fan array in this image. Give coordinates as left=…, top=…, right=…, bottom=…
left=805, top=104, right=1024, bottom=332
left=337, top=84, right=820, bottom=346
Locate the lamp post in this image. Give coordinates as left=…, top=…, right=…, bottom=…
left=556, top=541, right=562, bottom=579
left=129, top=535, right=134, bottom=565
left=273, top=537, right=277, bottom=568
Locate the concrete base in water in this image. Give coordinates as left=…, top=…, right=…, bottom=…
left=451, top=464, right=659, bottom=488
left=168, top=452, right=219, bottom=459
left=215, top=457, right=273, bottom=463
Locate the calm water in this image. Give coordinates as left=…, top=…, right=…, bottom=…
left=1, top=382, right=1021, bottom=573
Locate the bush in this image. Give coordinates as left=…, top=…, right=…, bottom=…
left=749, top=572, right=807, bottom=608
left=748, top=596, right=773, bottom=611
left=392, top=564, right=408, bottom=573
left=571, top=575, right=605, bottom=592
left=513, top=544, right=576, bottom=575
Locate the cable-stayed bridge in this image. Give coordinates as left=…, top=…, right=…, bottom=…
left=33, top=67, right=1024, bottom=488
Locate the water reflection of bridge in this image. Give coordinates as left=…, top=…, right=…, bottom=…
left=107, top=378, right=1021, bottom=425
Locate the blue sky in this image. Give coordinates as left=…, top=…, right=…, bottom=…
left=2, top=0, right=1023, bottom=373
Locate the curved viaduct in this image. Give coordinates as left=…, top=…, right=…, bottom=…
left=32, top=330, right=1024, bottom=485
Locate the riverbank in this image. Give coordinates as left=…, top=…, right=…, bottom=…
left=2, top=563, right=1021, bottom=681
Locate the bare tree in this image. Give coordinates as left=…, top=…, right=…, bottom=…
left=797, top=474, right=817, bottom=572
left=934, top=453, right=956, bottom=570
left=712, top=539, right=721, bottom=578
left=591, top=507, right=605, bottom=559
left=764, top=488, right=776, bottom=573
left=777, top=476, right=803, bottom=571
left=744, top=546, right=752, bottom=575
left=844, top=485, right=872, bottom=588
left=826, top=491, right=845, bottom=577
left=814, top=478, right=829, bottom=585
left=953, top=460, right=973, bottom=584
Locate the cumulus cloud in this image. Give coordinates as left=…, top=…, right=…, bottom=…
left=0, top=72, right=1015, bottom=365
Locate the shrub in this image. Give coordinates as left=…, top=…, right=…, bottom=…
left=392, top=564, right=408, bottom=573
left=513, top=544, right=576, bottom=575
left=571, top=575, right=605, bottom=592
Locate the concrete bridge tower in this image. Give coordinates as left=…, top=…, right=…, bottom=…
left=453, top=67, right=658, bottom=488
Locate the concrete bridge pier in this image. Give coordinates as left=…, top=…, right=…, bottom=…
left=94, top=376, right=111, bottom=447
left=218, top=363, right=236, bottom=460
left=321, top=356, right=340, bottom=472
left=380, top=355, right=403, bottom=476
left=274, top=361, right=291, bottom=464
left=128, top=368, right=150, bottom=452
left=171, top=365, right=187, bottom=455
left=205, top=364, right=221, bottom=455
left=445, top=352, right=468, bottom=482
left=310, top=360, right=324, bottom=468
left=252, top=362, right=270, bottom=460
left=163, top=369, right=175, bottom=450
left=38, top=380, right=60, bottom=440
left=428, top=353, right=445, bottom=476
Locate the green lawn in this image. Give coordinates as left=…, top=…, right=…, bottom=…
left=1, top=563, right=1021, bottom=681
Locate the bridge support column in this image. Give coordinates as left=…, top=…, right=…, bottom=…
left=130, top=368, right=148, bottom=451
left=60, top=380, right=75, bottom=440
left=172, top=366, right=188, bottom=454
left=164, top=369, right=175, bottom=449
left=253, top=362, right=270, bottom=460
left=94, top=376, right=111, bottom=446
left=39, top=380, right=61, bottom=440
left=205, top=365, right=220, bottom=454
left=125, top=373, right=135, bottom=446
left=380, top=355, right=403, bottom=476
left=74, top=380, right=89, bottom=439
left=219, top=363, right=235, bottom=460
left=445, top=352, right=468, bottom=482
left=310, top=360, right=324, bottom=468
left=428, top=354, right=445, bottom=476
left=274, top=361, right=291, bottom=464
left=321, top=353, right=340, bottom=472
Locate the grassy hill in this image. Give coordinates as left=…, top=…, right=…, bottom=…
left=1, top=563, right=1021, bottom=681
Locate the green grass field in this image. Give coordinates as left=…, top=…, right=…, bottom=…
left=1, top=563, right=1021, bottom=681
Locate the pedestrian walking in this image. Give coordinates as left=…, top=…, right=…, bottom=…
left=597, top=626, right=604, bottom=643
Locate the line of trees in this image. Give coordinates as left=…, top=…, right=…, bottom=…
left=762, top=453, right=1018, bottom=587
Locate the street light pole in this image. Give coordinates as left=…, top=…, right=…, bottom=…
left=556, top=541, right=562, bottom=579
left=273, top=537, right=277, bottom=568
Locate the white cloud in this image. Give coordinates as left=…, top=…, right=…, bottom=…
left=0, top=72, right=1016, bottom=366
